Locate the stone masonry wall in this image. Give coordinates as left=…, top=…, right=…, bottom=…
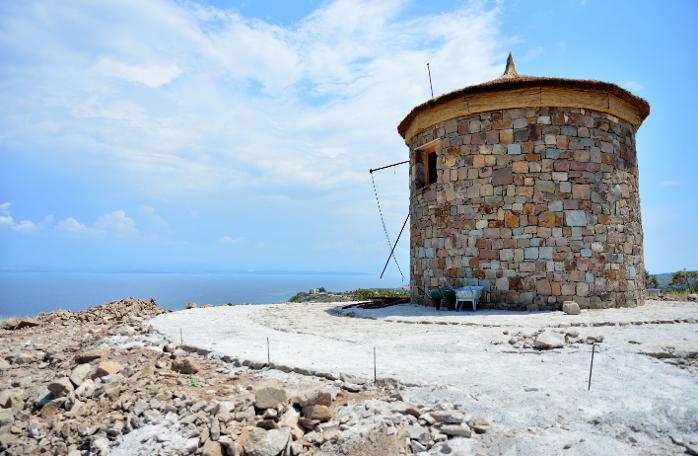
left=409, top=106, right=645, bottom=310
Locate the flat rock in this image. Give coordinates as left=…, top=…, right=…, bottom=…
left=5, top=318, right=40, bottom=330
left=48, top=377, right=74, bottom=397
left=202, top=439, right=223, bottom=456
left=534, top=331, right=565, bottom=350
left=391, top=401, right=421, bottom=418
left=254, top=386, right=287, bottom=409
left=0, top=390, right=23, bottom=410
left=406, top=424, right=429, bottom=444
left=0, top=408, right=13, bottom=427
left=75, top=378, right=95, bottom=398
left=301, top=405, right=331, bottom=422
left=69, top=364, right=92, bottom=386
left=75, top=350, right=104, bottom=364
left=430, top=410, right=467, bottom=424
left=219, top=436, right=242, bottom=456
left=171, top=358, right=199, bottom=374
left=297, top=386, right=332, bottom=407
left=244, top=427, right=290, bottom=456
left=339, top=372, right=368, bottom=385
left=441, top=424, right=472, bottom=438
left=562, top=301, right=581, bottom=315
left=94, top=361, right=122, bottom=378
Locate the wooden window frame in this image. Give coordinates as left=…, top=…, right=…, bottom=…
left=414, top=139, right=441, bottom=190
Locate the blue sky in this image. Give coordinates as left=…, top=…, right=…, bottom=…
left=0, top=0, right=696, bottom=280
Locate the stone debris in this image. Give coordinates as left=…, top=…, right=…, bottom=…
left=0, top=297, right=498, bottom=455
left=254, top=385, right=287, bottom=409
left=533, top=331, right=565, bottom=350
left=47, top=377, right=74, bottom=397
left=1, top=318, right=40, bottom=330
left=502, top=327, right=603, bottom=351
left=94, top=360, right=122, bottom=378
left=69, top=363, right=92, bottom=386
left=171, top=357, right=199, bottom=375
left=562, top=301, right=581, bottom=315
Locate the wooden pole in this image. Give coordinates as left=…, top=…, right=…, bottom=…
left=380, top=213, right=410, bottom=279
left=588, top=343, right=596, bottom=391
left=267, top=337, right=270, bottom=365
left=180, top=328, right=183, bottom=346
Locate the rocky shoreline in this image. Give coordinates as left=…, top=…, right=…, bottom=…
left=0, top=299, right=490, bottom=455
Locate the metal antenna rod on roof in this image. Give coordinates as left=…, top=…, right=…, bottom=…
left=427, top=62, right=434, bottom=98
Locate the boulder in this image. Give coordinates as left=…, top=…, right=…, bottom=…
left=440, top=424, right=472, bottom=438
left=254, top=386, right=287, bottom=409
left=406, top=424, right=429, bottom=444
left=75, top=379, right=95, bottom=399
left=411, top=440, right=427, bottom=453
left=75, top=350, right=103, bottom=364
left=0, top=390, right=23, bottom=410
left=301, top=405, right=331, bottom=422
left=339, top=372, right=368, bottom=385
left=202, top=440, right=223, bottom=456
left=172, top=358, right=199, bottom=374
left=562, top=301, right=581, bottom=315
left=5, top=318, right=40, bottom=330
left=297, top=386, right=331, bottom=407
left=69, top=364, right=92, bottom=386
left=244, top=427, right=290, bottom=456
left=534, top=331, right=565, bottom=350
left=219, top=436, right=242, bottom=456
left=0, top=359, right=10, bottom=370
left=186, top=303, right=197, bottom=309
left=39, top=398, right=64, bottom=420
left=471, top=418, right=491, bottom=434
left=94, top=361, right=122, bottom=378
left=429, top=410, right=468, bottom=424
left=0, top=408, right=13, bottom=427
left=48, top=377, right=74, bottom=397
left=391, top=401, right=421, bottom=418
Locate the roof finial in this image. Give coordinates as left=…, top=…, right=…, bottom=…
left=502, top=52, right=518, bottom=78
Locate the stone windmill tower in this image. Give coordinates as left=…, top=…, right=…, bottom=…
left=398, top=55, right=649, bottom=310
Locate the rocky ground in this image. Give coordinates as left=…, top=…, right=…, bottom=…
left=153, top=300, right=698, bottom=455
left=0, top=299, right=490, bottom=455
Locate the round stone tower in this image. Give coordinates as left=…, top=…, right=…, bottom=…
left=398, top=55, right=649, bottom=310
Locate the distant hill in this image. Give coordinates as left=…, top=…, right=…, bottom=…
left=651, top=271, right=697, bottom=289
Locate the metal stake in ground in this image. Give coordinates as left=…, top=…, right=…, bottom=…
left=588, top=343, right=596, bottom=391
left=373, top=346, right=377, bottom=383
left=180, top=328, right=183, bottom=346
left=267, top=337, right=270, bottom=365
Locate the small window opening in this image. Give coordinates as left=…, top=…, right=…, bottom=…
left=427, top=151, right=437, bottom=185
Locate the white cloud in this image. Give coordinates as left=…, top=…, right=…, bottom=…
left=0, top=0, right=505, bottom=202
left=55, top=209, right=138, bottom=237
left=623, top=80, right=645, bottom=92
left=219, top=235, right=244, bottom=244
left=139, top=205, right=171, bottom=233
left=0, top=201, right=38, bottom=233
left=91, top=58, right=182, bottom=88
left=660, top=180, right=681, bottom=188
left=56, top=217, right=89, bottom=233
left=94, top=209, right=138, bottom=237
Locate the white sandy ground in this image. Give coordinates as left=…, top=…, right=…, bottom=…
left=151, top=300, right=698, bottom=455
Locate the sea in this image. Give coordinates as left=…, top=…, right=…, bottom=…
left=0, top=271, right=403, bottom=317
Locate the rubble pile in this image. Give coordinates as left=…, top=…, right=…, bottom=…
left=0, top=299, right=493, bottom=455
